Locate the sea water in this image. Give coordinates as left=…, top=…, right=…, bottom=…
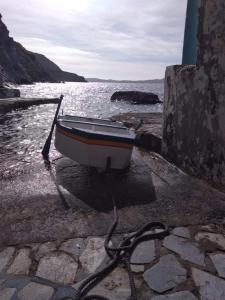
left=0, top=82, right=164, bottom=176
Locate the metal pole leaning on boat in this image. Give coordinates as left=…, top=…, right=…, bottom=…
left=42, top=94, right=64, bottom=160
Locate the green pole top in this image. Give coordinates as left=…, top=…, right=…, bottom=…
left=182, top=0, right=201, bottom=65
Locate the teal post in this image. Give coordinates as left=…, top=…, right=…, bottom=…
left=182, top=0, right=200, bottom=65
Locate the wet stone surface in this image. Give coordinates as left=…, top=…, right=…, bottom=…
left=36, top=252, right=78, bottom=284
left=79, top=237, right=106, bottom=274
left=60, top=238, right=86, bottom=259
left=2, top=148, right=225, bottom=247
left=192, top=268, right=225, bottom=300
left=172, top=227, right=191, bottom=239
left=130, top=240, right=155, bottom=264
left=0, top=287, right=16, bottom=300
left=18, top=282, right=54, bottom=300
left=88, top=267, right=131, bottom=300
left=151, top=291, right=198, bottom=300
left=163, top=235, right=205, bottom=266
left=131, top=264, right=145, bottom=273
left=143, top=254, right=187, bottom=293
left=0, top=225, right=224, bottom=298
left=210, top=253, right=225, bottom=278
left=7, top=248, right=31, bottom=275
left=195, top=232, right=225, bottom=250
left=35, top=242, right=57, bottom=261
left=0, top=247, right=15, bottom=272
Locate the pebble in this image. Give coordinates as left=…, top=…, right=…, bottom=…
left=192, top=268, right=225, bottom=300
left=143, top=254, right=187, bottom=293
left=130, top=240, right=155, bottom=264
left=163, top=235, right=205, bottom=266
left=36, top=252, right=78, bottom=284
left=79, top=237, right=106, bottom=274
left=7, top=248, right=31, bottom=275
left=210, top=253, right=225, bottom=278
left=0, top=247, right=15, bottom=272
left=18, top=282, right=54, bottom=300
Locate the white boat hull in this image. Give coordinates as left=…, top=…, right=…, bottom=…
left=55, top=123, right=134, bottom=169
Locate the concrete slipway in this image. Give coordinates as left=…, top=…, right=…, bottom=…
left=1, top=143, right=225, bottom=247
left=1, top=112, right=225, bottom=299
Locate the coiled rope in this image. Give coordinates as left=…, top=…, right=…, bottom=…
left=67, top=171, right=170, bottom=300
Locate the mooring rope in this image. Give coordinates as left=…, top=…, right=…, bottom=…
left=67, top=171, right=170, bottom=300
left=42, top=114, right=170, bottom=300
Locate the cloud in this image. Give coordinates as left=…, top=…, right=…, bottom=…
left=1, top=0, right=187, bottom=79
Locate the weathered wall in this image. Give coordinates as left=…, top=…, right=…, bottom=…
left=162, top=0, right=225, bottom=189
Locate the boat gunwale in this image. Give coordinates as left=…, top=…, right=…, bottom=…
left=60, top=119, right=128, bottom=130
left=59, top=115, right=119, bottom=124
left=56, top=122, right=135, bottom=144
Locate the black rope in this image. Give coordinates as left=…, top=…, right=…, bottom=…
left=46, top=157, right=170, bottom=300
left=68, top=171, right=170, bottom=300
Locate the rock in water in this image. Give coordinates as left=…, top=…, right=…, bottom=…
left=111, top=91, right=161, bottom=104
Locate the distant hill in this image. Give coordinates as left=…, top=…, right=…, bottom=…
left=86, top=78, right=164, bottom=83
left=34, top=53, right=86, bottom=83
left=0, top=14, right=86, bottom=84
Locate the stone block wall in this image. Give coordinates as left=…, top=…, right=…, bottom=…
left=162, top=0, right=225, bottom=189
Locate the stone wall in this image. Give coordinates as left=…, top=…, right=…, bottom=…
left=162, top=0, right=225, bottom=189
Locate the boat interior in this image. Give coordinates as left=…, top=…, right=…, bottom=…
left=58, top=115, right=135, bottom=138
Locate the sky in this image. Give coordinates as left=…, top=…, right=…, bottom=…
left=1, top=0, right=187, bottom=80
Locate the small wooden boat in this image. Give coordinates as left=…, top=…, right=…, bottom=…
left=55, top=115, right=136, bottom=169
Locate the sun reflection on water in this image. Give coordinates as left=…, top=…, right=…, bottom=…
left=0, top=82, right=163, bottom=177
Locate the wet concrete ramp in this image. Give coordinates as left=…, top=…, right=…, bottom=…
left=55, top=152, right=156, bottom=211
left=0, top=148, right=225, bottom=246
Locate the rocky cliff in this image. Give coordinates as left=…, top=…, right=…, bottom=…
left=0, top=14, right=86, bottom=84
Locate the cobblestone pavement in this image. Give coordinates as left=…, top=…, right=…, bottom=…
left=0, top=224, right=225, bottom=299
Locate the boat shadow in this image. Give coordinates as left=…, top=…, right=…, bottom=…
left=55, top=154, right=157, bottom=212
